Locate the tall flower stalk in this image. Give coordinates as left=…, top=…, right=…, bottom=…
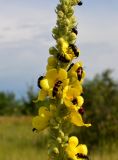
left=32, top=0, right=91, bottom=160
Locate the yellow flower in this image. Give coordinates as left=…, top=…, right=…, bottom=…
left=45, top=68, right=69, bottom=97
left=66, top=136, right=88, bottom=160
left=69, top=110, right=91, bottom=127
left=35, top=68, right=69, bottom=101
left=68, top=62, right=86, bottom=83
left=56, top=38, right=78, bottom=62
left=63, top=85, right=83, bottom=111
left=32, top=105, right=56, bottom=131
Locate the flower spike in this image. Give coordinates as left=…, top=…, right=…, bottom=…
left=32, top=0, right=91, bottom=160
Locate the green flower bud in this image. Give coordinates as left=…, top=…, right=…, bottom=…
left=68, top=8, right=74, bottom=15
left=50, top=118, right=57, bottom=126
left=56, top=4, right=61, bottom=11
left=60, top=26, right=68, bottom=34
left=53, top=147, right=59, bottom=154
left=62, top=5, right=68, bottom=13
left=52, top=27, right=58, bottom=35
left=70, top=16, right=77, bottom=25
left=67, top=12, right=73, bottom=18
left=48, top=56, right=57, bottom=66
left=59, top=130, right=64, bottom=138
left=63, top=135, right=69, bottom=142
left=57, top=37, right=64, bottom=45
left=57, top=137, right=62, bottom=143
left=61, top=144, right=64, bottom=147
left=71, top=0, right=79, bottom=6
left=53, top=125, right=59, bottom=129
left=69, top=32, right=77, bottom=42
left=65, top=0, right=70, bottom=5
left=64, top=19, right=70, bottom=26
left=57, top=11, right=64, bottom=18
left=60, top=0, right=67, bottom=5
left=62, top=143, right=68, bottom=147
left=59, top=0, right=64, bottom=3
left=49, top=47, right=58, bottom=55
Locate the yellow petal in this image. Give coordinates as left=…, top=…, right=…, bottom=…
left=69, top=71, right=77, bottom=78
left=32, top=116, right=48, bottom=131
left=46, top=69, right=57, bottom=87
left=70, top=111, right=91, bottom=127
left=82, top=70, right=86, bottom=79
left=72, top=81, right=83, bottom=94
left=71, top=62, right=81, bottom=72
left=69, top=136, right=79, bottom=147
left=66, top=145, right=76, bottom=160
left=40, top=79, right=49, bottom=90
left=75, top=144, right=88, bottom=155
left=77, top=96, right=84, bottom=108
left=37, top=90, right=48, bottom=101
left=38, top=107, right=52, bottom=118
left=64, top=98, right=72, bottom=108
left=65, top=53, right=72, bottom=61
left=46, top=69, right=57, bottom=80
left=58, top=68, right=67, bottom=80
left=62, top=79, right=69, bottom=87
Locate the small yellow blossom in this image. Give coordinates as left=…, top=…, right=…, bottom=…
left=56, top=38, right=78, bottom=62
left=66, top=136, right=88, bottom=160
left=63, top=85, right=83, bottom=111
left=32, top=105, right=56, bottom=131
left=68, top=62, right=86, bottom=83
left=45, top=68, right=69, bottom=97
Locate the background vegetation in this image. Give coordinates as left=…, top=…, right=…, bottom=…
left=0, top=69, right=118, bottom=160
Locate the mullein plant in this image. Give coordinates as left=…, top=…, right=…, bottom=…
left=32, top=0, right=91, bottom=160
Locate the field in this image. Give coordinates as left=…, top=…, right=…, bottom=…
left=0, top=116, right=117, bottom=160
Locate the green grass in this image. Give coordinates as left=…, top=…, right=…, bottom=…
left=0, top=116, right=117, bottom=160
left=0, top=116, right=48, bottom=160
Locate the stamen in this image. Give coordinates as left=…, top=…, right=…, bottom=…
left=72, top=98, right=78, bottom=105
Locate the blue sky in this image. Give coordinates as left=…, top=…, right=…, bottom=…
left=0, top=0, right=118, bottom=98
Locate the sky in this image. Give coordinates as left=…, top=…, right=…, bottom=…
left=0, top=0, right=118, bottom=98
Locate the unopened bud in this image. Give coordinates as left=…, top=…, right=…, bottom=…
left=64, top=19, right=70, bottom=26
left=64, top=135, right=68, bottom=142
left=69, top=32, right=77, bottom=41
left=48, top=56, right=57, bottom=66
left=62, top=5, right=68, bottom=13
left=53, top=147, right=59, bottom=154
left=52, top=27, right=58, bottom=35
left=57, top=11, right=64, bottom=18
left=57, top=137, right=62, bottom=143
left=59, top=130, right=64, bottom=138
left=49, top=47, right=58, bottom=55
